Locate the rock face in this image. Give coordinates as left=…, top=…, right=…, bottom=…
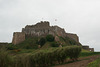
left=12, top=21, right=79, bottom=45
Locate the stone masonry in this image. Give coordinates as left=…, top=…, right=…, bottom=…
left=12, top=32, right=25, bottom=45
left=82, top=45, right=94, bottom=52
left=66, top=33, right=79, bottom=42
left=22, top=21, right=66, bottom=37
left=12, top=21, right=79, bottom=45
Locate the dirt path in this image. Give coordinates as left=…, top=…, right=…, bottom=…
left=54, top=55, right=100, bottom=67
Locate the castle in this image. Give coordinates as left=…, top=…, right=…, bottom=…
left=12, top=21, right=94, bottom=51
left=12, top=21, right=79, bottom=45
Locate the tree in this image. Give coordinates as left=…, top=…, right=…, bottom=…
left=50, top=42, right=59, bottom=47
left=46, top=35, right=55, bottom=42
left=38, top=37, right=46, bottom=46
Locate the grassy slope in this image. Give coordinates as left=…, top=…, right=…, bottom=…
left=1, top=35, right=100, bottom=67
left=7, top=35, right=81, bottom=50
left=1, top=44, right=100, bottom=67
left=5, top=36, right=100, bottom=57
left=80, top=49, right=100, bottom=57
left=87, top=57, right=100, bottom=67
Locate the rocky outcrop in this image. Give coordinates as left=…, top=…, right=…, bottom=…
left=12, top=21, right=79, bottom=45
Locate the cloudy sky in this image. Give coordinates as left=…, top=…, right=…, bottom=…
left=0, top=0, right=100, bottom=51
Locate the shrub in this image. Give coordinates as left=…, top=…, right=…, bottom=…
left=13, top=54, right=34, bottom=67
left=46, top=35, right=55, bottom=42
left=15, top=37, right=39, bottom=49
left=30, top=46, right=81, bottom=66
left=3, top=46, right=81, bottom=67
left=0, top=48, right=13, bottom=67
left=64, top=46, right=82, bottom=61
left=50, top=42, right=60, bottom=47
left=53, top=48, right=67, bottom=64
left=7, top=44, right=18, bottom=50
left=38, top=37, right=46, bottom=46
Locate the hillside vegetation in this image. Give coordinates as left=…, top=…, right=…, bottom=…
left=0, top=35, right=82, bottom=67
left=87, top=57, right=100, bottom=67
left=7, top=35, right=81, bottom=50
left=1, top=35, right=100, bottom=67
left=0, top=46, right=82, bottom=67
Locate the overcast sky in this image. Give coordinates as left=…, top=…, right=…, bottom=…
left=0, top=0, right=100, bottom=51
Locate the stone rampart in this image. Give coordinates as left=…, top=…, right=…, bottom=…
left=66, top=33, right=79, bottom=42
left=12, top=32, right=25, bottom=45
left=12, top=21, right=79, bottom=45
left=22, top=21, right=66, bottom=37
left=82, top=45, right=94, bottom=52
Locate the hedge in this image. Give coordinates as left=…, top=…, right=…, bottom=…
left=0, top=48, right=13, bottom=67
left=0, top=46, right=81, bottom=67
left=12, top=46, right=81, bottom=67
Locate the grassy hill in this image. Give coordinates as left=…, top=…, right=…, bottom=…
left=3, top=35, right=100, bottom=67
left=7, top=35, right=81, bottom=50
left=0, top=37, right=100, bottom=67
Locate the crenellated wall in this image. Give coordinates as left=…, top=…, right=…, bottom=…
left=12, top=21, right=79, bottom=45
left=22, top=21, right=66, bottom=37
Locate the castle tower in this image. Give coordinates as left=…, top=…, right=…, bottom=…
left=12, top=32, right=25, bottom=45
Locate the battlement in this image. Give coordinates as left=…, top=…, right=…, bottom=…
left=12, top=21, right=79, bottom=44
left=24, top=21, right=50, bottom=29
left=22, top=21, right=66, bottom=37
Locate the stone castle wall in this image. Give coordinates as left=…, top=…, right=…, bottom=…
left=12, top=21, right=79, bottom=44
left=22, top=21, right=50, bottom=36
left=12, top=32, right=25, bottom=45
left=22, top=21, right=66, bottom=37
left=66, top=33, right=79, bottom=42
left=82, top=45, right=94, bottom=52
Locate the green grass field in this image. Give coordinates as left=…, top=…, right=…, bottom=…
left=80, top=49, right=100, bottom=57
left=87, top=57, right=100, bottom=67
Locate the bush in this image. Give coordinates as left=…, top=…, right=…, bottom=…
left=53, top=48, right=67, bottom=64
left=50, top=42, right=60, bottom=47
left=24, top=46, right=81, bottom=66
left=2, top=46, right=81, bottom=67
left=0, top=48, right=13, bottom=67
left=13, top=54, right=34, bottom=67
left=15, top=37, right=39, bottom=49
left=46, top=35, right=55, bottom=42
left=64, top=46, right=82, bottom=61
left=7, top=44, right=18, bottom=50
left=38, top=37, right=46, bottom=46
